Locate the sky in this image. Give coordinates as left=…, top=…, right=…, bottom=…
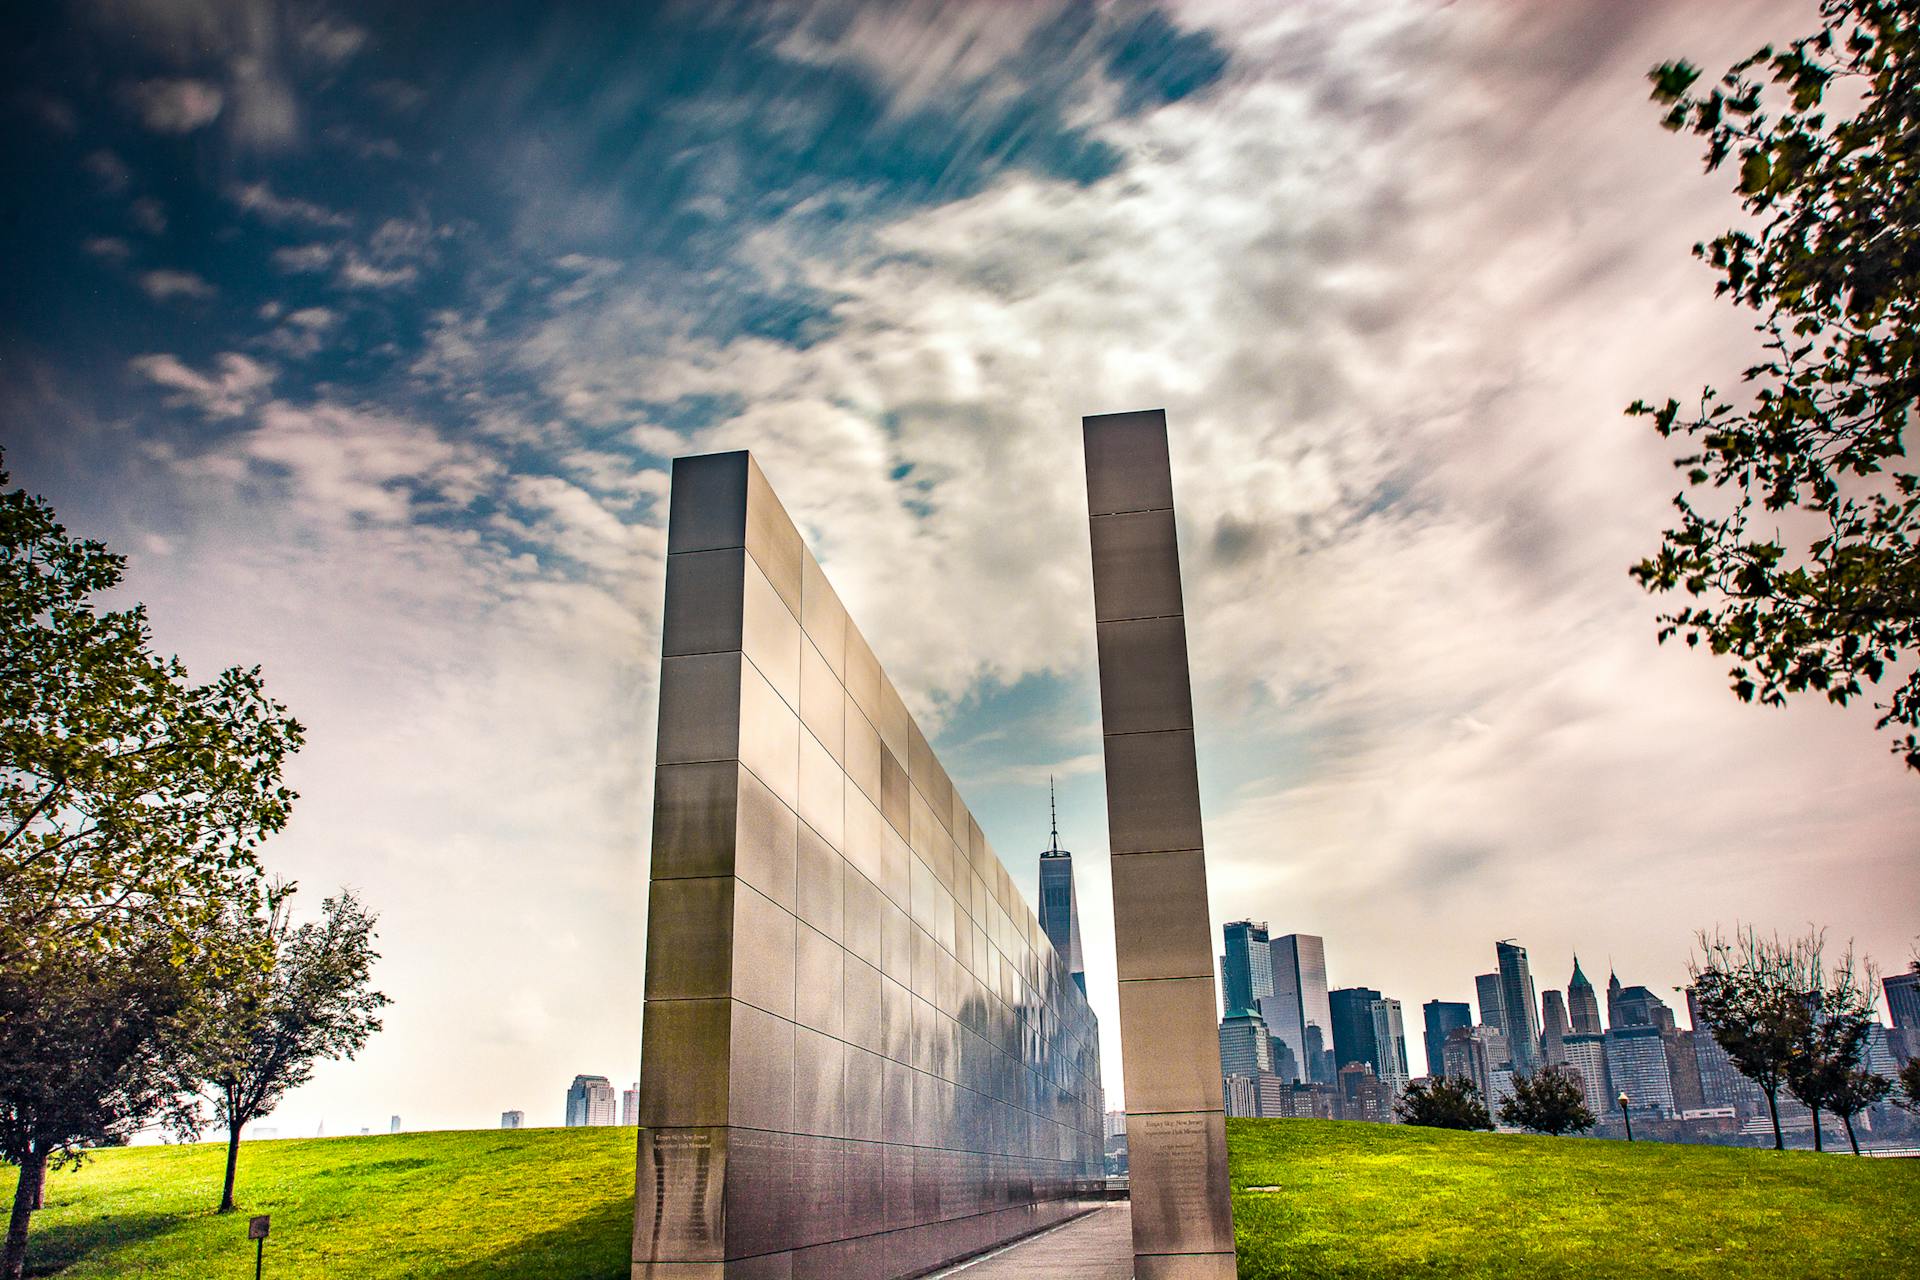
left=4, top=0, right=1916, bottom=1133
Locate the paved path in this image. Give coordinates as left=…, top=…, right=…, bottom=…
left=927, top=1203, right=1133, bottom=1279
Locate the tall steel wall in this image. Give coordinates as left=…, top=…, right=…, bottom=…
left=636, top=451, right=1105, bottom=1279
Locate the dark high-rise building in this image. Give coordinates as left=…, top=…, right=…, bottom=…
left=1686, top=988, right=1767, bottom=1117
left=1607, top=969, right=1625, bottom=1028
left=1474, top=972, right=1505, bottom=1033
left=1885, top=971, right=1920, bottom=1029
left=1567, top=956, right=1603, bottom=1034
left=1037, top=780, right=1086, bottom=996
left=565, top=1074, right=616, bottom=1127
left=1605, top=1025, right=1675, bottom=1118
left=1662, top=1028, right=1705, bottom=1113
left=1221, top=919, right=1273, bottom=1016
left=1495, top=940, right=1543, bottom=1073
left=1422, top=1001, right=1472, bottom=1078
left=1264, top=934, right=1333, bottom=1086
left=1329, top=987, right=1383, bottom=1073
left=1302, top=1022, right=1335, bottom=1086
left=1541, top=990, right=1571, bottom=1067
left=1612, top=984, right=1676, bottom=1032
left=1219, top=1008, right=1275, bottom=1078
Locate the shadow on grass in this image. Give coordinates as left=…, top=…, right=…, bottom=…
left=432, top=1195, right=633, bottom=1280
left=23, top=1212, right=183, bottom=1277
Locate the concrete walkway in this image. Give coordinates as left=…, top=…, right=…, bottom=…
left=927, top=1203, right=1133, bottom=1279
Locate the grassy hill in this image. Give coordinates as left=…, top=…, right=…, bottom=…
left=3, top=1119, right=1915, bottom=1277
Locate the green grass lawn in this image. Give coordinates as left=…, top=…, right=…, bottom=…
left=5, top=1120, right=1916, bottom=1277
left=1229, top=1118, right=1920, bottom=1278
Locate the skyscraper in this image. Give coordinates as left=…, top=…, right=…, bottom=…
left=1037, top=780, right=1086, bottom=996
left=1561, top=1033, right=1611, bottom=1118
left=1884, top=971, right=1920, bottom=1028
left=565, top=1074, right=616, bottom=1127
left=501, top=1110, right=525, bottom=1129
left=1541, top=990, right=1571, bottom=1067
left=1495, top=940, right=1543, bottom=1073
left=1612, top=984, right=1677, bottom=1031
left=1567, top=956, right=1603, bottom=1034
left=1219, top=1008, right=1276, bottom=1078
left=1329, top=987, right=1383, bottom=1073
left=1474, top=972, right=1505, bottom=1033
left=1266, top=934, right=1333, bottom=1086
left=1607, top=969, right=1625, bottom=1028
left=620, top=1083, right=639, bottom=1127
left=1605, top=1026, right=1675, bottom=1119
left=1370, top=997, right=1410, bottom=1094
left=1422, top=1001, right=1472, bottom=1078
left=1221, top=919, right=1273, bottom=1015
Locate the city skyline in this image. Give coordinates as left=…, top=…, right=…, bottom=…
left=5, top=0, right=1917, bottom=1133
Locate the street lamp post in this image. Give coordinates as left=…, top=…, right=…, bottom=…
left=1617, top=1092, right=1633, bottom=1142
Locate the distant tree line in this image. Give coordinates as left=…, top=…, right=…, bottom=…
left=0, top=453, right=388, bottom=1280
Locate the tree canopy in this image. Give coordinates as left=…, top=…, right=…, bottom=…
left=1497, top=1064, right=1597, bottom=1137
left=1395, top=1075, right=1494, bottom=1131
left=1630, top=0, right=1920, bottom=770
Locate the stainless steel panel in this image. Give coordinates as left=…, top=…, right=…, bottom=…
left=645, top=877, right=733, bottom=1000
left=793, top=921, right=845, bottom=1039
left=843, top=953, right=884, bottom=1055
left=793, top=1026, right=847, bottom=1139
left=1111, top=850, right=1213, bottom=981
left=1118, top=977, right=1225, bottom=1115
left=877, top=745, right=909, bottom=838
left=1128, top=1111, right=1234, bottom=1256
left=733, top=881, right=796, bottom=1021
left=1089, top=508, right=1184, bottom=622
left=1094, top=616, right=1194, bottom=735
left=1132, top=1253, right=1240, bottom=1280
left=746, top=457, right=804, bottom=614
left=1102, top=728, right=1205, bottom=855
left=1083, top=408, right=1174, bottom=516
left=738, top=654, right=799, bottom=807
left=636, top=1125, right=728, bottom=1262
left=878, top=897, right=913, bottom=988
left=840, top=786, right=886, bottom=893
left=728, top=1001, right=795, bottom=1132
left=667, top=452, right=748, bottom=554
left=723, top=1128, right=792, bottom=1261
left=794, top=822, right=843, bottom=942
left=742, top=554, right=801, bottom=711
left=735, top=763, right=797, bottom=913
left=662, top=548, right=746, bottom=657
left=798, top=638, right=844, bottom=764
left=650, top=762, right=737, bottom=882
left=879, top=825, right=911, bottom=912
left=796, top=728, right=844, bottom=852
left=874, top=674, right=910, bottom=765
left=656, top=653, right=741, bottom=765
left=881, top=974, right=912, bottom=1066
left=799, top=551, right=847, bottom=680
left=841, top=868, right=882, bottom=968
left=639, top=999, right=730, bottom=1127
left=843, top=623, right=882, bottom=722
left=843, top=1045, right=885, bottom=1142
left=843, top=704, right=881, bottom=806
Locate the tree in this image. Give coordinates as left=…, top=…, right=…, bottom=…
left=1628, top=1, right=1920, bottom=771
left=0, top=923, right=206, bottom=1280
left=1395, top=1075, right=1493, bottom=1131
left=1, top=454, right=303, bottom=1275
left=1826, top=1067, right=1893, bottom=1154
left=1896, top=1056, right=1920, bottom=1114
left=1, top=452, right=304, bottom=961
left=1782, top=940, right=1880, bottom=1153
left=1688, top=928, right=1818, bottom=1149
left=199, top=888, right=389, bottom=1212
left=1497, top=1064, right=1597, bottom=1137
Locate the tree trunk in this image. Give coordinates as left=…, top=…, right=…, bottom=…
left=4, top=1148, right=43, bottom=1280
left=219, top=1122, right=244, bottom=1213
left=1841, top=1111, right=1860, bottom=1155
left=1764, top=1086, right=1783, bottom=1150
left=27, top=1153, right=44, bottom=1212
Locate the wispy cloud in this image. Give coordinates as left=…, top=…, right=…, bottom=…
left=130, top=351, right=273, bottom=417
left=136, top=269, right=216, bottom=301
left=229, top=181, right=352, bottom=229
left=120, top=78, right=224, bottom=133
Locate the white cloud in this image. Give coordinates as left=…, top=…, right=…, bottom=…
left=121, top=77, right=225, bottom=133
left=83, top=236, right=132, bottom=262
left=300, top=18, right=367, bottom=65
left=129, top=196, right=167, bottom=235
left=286, top=306, right=337, bottom=330
left=229, top=181, right=351, bottom=228
left=137, top=269, right=216, bottom=301
left=130, top=351, right=273, bottom=417
left=273, top=243, right=338, bottom=273
left=338, top=256, right=419, bottom=289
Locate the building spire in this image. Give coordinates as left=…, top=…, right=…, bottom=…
left=1049, top=775, right=1059, bottom=854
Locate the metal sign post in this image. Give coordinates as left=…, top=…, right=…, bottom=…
left=248, top=1214, right=271, bottom=1279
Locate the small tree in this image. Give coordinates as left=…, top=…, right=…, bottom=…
left=1825, top=1067, right=1892, bottom=1155
left=1497, top=1064, right=1597, bottom=1137
left=200, top=888, right=389, bottom=1212
left=1783, top=940, right=1879, bottom=1153
left=1395, top=1075, right=1493, bottom=1131
left=1896, top=1056, right=1920, bottom=1115
left=0, top=925, right=206, bottom=1280
left=1689, top=928, right=1816, bottom=1149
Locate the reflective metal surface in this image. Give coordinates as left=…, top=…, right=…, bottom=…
left=1082, top=411, right=1235, bottom=1275
left=640, top=451, right=1104, bottom=1277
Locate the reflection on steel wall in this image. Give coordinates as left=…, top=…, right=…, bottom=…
left=636, top=452, right=1105, bottom=1279
left=1083, top=410, right=1236, bottom=1280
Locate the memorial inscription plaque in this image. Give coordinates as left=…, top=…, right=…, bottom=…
left=635, top=451, right=1105, bottom=1279
left=1083, top=409, right=1237, bottom=1280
